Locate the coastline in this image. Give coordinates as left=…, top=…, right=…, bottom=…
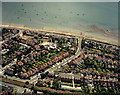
left=0, top=24, right=118, bottom=46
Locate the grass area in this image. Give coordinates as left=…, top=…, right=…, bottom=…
left=61, top=82, right=81, bottom=87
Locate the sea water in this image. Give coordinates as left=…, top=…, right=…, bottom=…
left=2, top=2, right=118, bottom=44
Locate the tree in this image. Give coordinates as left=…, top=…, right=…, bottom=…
left=25, top=81, right=29, bottom=85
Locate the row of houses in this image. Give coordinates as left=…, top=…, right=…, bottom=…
left=23, top=30, right=77, bottom=41
left=2, top=39, right=21, bottom=49
left=17, top=36, right=36, bottom=46
left=68, top=52, right=118, bottom=78
left=2, top=48, right=28, bottom=66
left=23, top=30, right=78, bottom=48
left=83, top=47, right=118, bottom=60
left=83, top=39, right=119, bottom=51
left=5, top=50, right=49, bottom=76
left=58, top=73, right=120, bottom=88
left=2, top=28, right=19, bottom=40
left=82, top=39, right=119, bottom=57
left=2, top=53, right=17, bottom=66
left=82, top=51, right=118, bottom=66
left=17, top=50, right=49, bottom=66
left=19, top=52, right=70, bottom=78
left=2, top=39, right=33, bottom=66
left=22, top=30, right=77, bottom=52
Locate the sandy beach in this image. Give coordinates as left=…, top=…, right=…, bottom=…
left=0, top=24, right=118, bottom=46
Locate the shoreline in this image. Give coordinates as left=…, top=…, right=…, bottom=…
left=0, top=24, right=118, bottom=46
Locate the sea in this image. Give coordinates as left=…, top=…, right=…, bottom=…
left=2, top=2, right=118, bottom=44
